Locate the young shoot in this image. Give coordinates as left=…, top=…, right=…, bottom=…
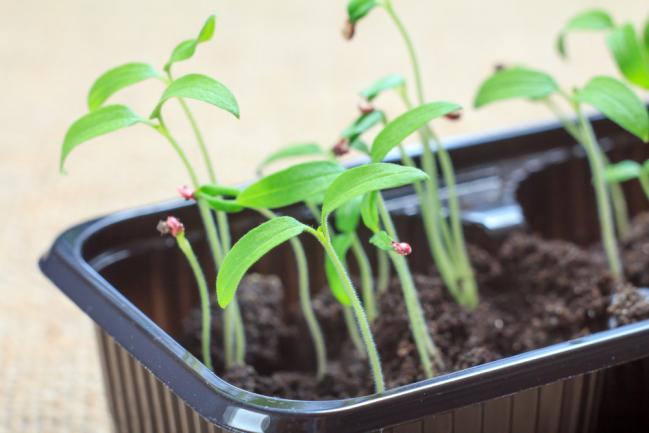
left=343, top=0, right=478, bottom=308
left=606, top=160, right=649, bottom=201
left=217, top=162, right=429, bottom=393
left=60, top=15, right=247, bottom=369
left=157, top=216, right=213, bottom=371
left=475, top=68, right=649, bottom=277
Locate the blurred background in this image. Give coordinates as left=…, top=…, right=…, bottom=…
left=1, top=0, right=647, bottom=430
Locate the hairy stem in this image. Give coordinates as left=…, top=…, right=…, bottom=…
left=351, top=234, right=377, bottom=322
left=576, top=108, right=622, bottom=277
left=544, top=98, right=630, bottom=238
left=176, top=233, right=213, bottom=371
left=307, top=225, right=385, bottom=393
left=377, top=195, right=442, bottom=377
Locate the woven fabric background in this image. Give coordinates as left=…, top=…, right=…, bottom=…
left=1, top=0, right=646, bottom=431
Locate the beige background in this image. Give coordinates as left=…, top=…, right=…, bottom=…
left=1, top=0, right=647, bottom=431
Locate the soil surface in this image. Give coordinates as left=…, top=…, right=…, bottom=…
left=181, top=217, right=649, bottom=400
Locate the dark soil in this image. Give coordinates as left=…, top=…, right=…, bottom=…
left=181, top=219, right=649, bottom=400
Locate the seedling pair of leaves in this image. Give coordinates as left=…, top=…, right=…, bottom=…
left=557, top=9, right=649, bottom=89
left=60, top=15, right=240, bottom=172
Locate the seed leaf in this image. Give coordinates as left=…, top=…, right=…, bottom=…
left=557, top=9, right=614, bottom=58
left=606, top=23, right=649, bottom=89
left=347, top=0, right=378, bottom=23
left=150, top=73, right=239, bottom=119
left=322, top=163, right=428, bottom=217
left=474, top=67, right=559, bottom=108
left=324, top=233, right=354, bottom=306
left=88, top=63, right=162, bottom=111
left=335, top=196, right=362, bottom=233
left=349, top=137, right=370, bottom=154
left=361, top=74, right=406, bottom=101
left=216, top=217, right=306, bottom=308
left=164, top=15, right=216, bottom=72
left=197, top=184, right=240, bottom=198
left=60, top=105, right=144, bottom=172
left=195, top=184, right=243, bottom=213
left=604, top=160, right=641, bottom=183
left=237, top=161, right=344, bottom=209
left=361, top=192, right=380, bottom=232
left=371, top=102, right=461, bottom=163
left=257, top=143, right=326, bottom=173
left=575, top=76, right=649, bottom=141
left=342, top=110, right=384, bottom=140
left=369, top=231, right=393, bottom=251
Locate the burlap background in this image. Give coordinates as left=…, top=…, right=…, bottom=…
left=1, top=0, right=646, bottom=431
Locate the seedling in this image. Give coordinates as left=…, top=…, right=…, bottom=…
left=157, top=216, right=213, bottom=370
left=344, top=0, right=478, bottom=309
left=558, top=9, right=649, bottom=90
left=60, top=15, right=247, bottom=369
left=475, top=67, right=649, bottom=277
left=217, top=162, right=430, bottom=393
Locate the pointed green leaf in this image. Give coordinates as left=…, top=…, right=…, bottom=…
left=606, top=23, right=649, bottom=89
left=195, top=184, right=243, bottom=213
left=604, top=160, right=641, bottom=183
left=237, top=161, right=344, bottom=209
left=322, top=163, right=428, bottom=217
left=349, top=137, right=370, bottom=155
left=361, top=74, right=406, bottom=101
left=371, top=102, right=461, bottom=163
left=335, top=196, right=362, bottom=233
left=324, top=233, right=354, bottom=306
left=150, top=73, right=239, bottom=119
left=164, top=15, right=216, bottom=71
left=557, top=9, right=614, bottom=58
left=60, top=105, right=144, bottom=172
left=88, top=63, right=162, bottom=111
left=257, top=143, right=326, bottom=173
left=216, top=217, right=306, bottom=308
left=342, top=110, right=384, bottom=140
left=369, top=231, right=393, bottom=251
left=361, top=192, right=379, bottom=232
left=575, top=76, right=649, bottom=141
left=474, top=67, right=559, bottom=108
left=347, top=0, right=378, bottom=23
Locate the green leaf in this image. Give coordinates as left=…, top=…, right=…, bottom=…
left=369, top=231, right=393, bottom=251
left=87, top=63, right=161, bottom=111
left=195, top=184, right=243, bottom=213
left=361, top=74, right=406, bottom=101
left=557, top=9, right=614, bottom=58
left=606, top=24, right=649, bottom=89
left=335, top=196, right=362, bottom=233
left=575, top=76, right=649, bottom=141
left=361, top=192, right=379, bottom=232
left=164, top=15, right=216, bottom=71
left=237, top=161, right=344, bottom=209
left=150, top=73, right=239, bottom=119
left=257, top=143, right=326, bottom=173
left=216, top=217, right=306, bottom=308
left=60, top=105, right=144, bottom=172
left=604, top=160, right=641, bottom=183
left=371, top=102, right=461, bottom=163
left=341, top=110, right=384, bottom=139
left=324, top=233, right=354, bottom=306
left=322, top=163, right=428, bottom=217
left=349, top=137, right=370, bottom=155
left=644, top=159, right=649, bottom=175
left=347, top=0, right=378, bottom=23
left=474, top=67, right=559, bottom=108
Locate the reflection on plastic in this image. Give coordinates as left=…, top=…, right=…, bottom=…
left=223, top=406, right=270, bottom=432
